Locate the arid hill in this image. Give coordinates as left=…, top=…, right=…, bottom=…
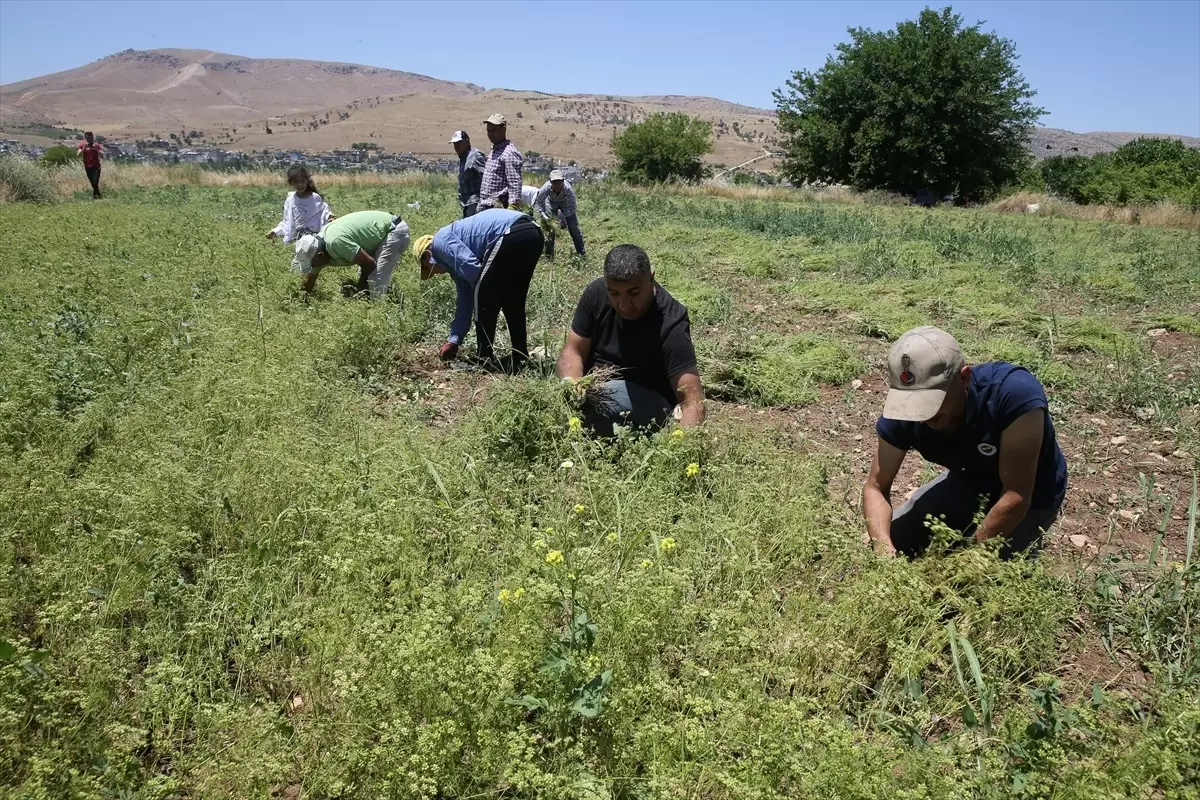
left=0, top=49, right=779, bottom=167
left=1030, top=127, right=1200, bottom=159
left=3, top=50, right=1194, bottom=169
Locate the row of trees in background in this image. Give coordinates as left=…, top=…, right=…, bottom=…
left=614, top=7, right=1044, bottom=198
left=612, top=6, right=1196, bottom=211
left=1031, top=138, right=1200, bottom=209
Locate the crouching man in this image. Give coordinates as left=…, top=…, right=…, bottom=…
left=863, top=326, right=1068, bottom=559
left=556, top=244, right=704, bottom=435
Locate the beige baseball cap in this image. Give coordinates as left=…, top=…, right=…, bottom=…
left=549, top=169, right=565, bottom=181
left=882, top=326, right=966, bottom=421
left=484, top=113, right=507, bottom=126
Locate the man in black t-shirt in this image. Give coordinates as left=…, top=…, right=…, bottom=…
left=556, top=244, right=705, bottom=435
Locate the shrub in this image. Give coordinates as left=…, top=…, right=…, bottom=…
left=40, top=145, right=79, bottom=167
left=1041, top=138, right=1200, bottom=207
left=0, top=154, right=58, bottom=203
left=612, top=112, right=713, bottom=184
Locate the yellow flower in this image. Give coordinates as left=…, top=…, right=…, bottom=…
left=568, top=417, right=583, bottom=433
left=685, top=462, right=700, bottom=478
left=671, top=428, right=686, bottom=440
left=546, top=550, right=564, bottom=565
left=574, top=504, right=586, bottom=515
left=659, top=537, right=677, bottom=553
left=533, top=538, right=546, bottom=550
left=606, top=532, right=620, bottom=543
left=499, top=587, right=525, bottom=605
left=560, top=460, right=574, bottom=470
left=639, top=559, right=653, bottom=569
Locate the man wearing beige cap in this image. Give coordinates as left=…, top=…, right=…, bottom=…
left=862, top=326, right=1067, bottom=559
left=479, top=113, right=524, bottom=210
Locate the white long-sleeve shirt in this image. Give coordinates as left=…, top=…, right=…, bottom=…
left=272, top=191, right=332, bottom=243
left=519, top=185, right=540, bottom=209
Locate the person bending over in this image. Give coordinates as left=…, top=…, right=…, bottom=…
left=411, top=208, right=544, bottom=365
left=292, top=210, right=409, bottom=299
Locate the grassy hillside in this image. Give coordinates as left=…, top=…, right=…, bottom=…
left=1, top=179, right=1198, bottom=798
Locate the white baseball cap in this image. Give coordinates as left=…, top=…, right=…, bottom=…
left=882, top=326, right=966, bottom=421
left=549, top=169, right=565, bottom=181
left=291, top=234, right=322, bottom=274
left=449, top=130, right=467, bottom=143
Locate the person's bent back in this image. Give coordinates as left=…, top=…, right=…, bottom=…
left=556, top=244, right=705, bottom=435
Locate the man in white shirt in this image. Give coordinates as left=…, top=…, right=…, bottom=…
left=519, top=185, right=540, bottom=209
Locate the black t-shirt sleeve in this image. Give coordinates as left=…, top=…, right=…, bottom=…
left=662, top=309, right=698, bottom=380
left=570, top=280, right=603, bottom=339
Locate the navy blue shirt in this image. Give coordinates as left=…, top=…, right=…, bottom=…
left=876, top=362, right=1068, bottom=508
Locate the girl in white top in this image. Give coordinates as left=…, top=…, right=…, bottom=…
left=267, top=165, right=333, bottom=244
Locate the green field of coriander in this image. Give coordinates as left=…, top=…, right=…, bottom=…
left=2, top=177, right=1198, bottom=799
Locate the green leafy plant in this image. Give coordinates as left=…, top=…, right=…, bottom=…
left=506, top=605, right=614, bottom=733
left=40, top=145, right=80, bottom=167
left=612, top=112, right=714, bottom=184
left=774, top=6, right=1043, bottom=199
left=1041, top=138, right=1200, bottom=207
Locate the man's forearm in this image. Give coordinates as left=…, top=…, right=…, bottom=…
left=679, top=399, right=704, bottom=428
left=556, top=349, right=585, bottom=378
left=975, top=491, right=1031, bottom=543
left=355, top=267, right=374, bottom=292
left=353, top=251, right=376, bottom=291
left=863, top=485, right=895, bottom=550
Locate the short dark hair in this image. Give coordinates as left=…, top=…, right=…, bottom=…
left=603, top=244, right=652, bottom=282
left=84, top=131, right=94, bottom=137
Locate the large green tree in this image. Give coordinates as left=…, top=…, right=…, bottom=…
left=612, top=113, right=713, bottom=184
left=773, top=7, right=1044, bottom=199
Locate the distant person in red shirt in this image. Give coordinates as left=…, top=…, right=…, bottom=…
left=78, top=132, right=102, bottom=199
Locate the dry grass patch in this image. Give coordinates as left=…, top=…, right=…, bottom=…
left=989, top=190, right=1200, bottom=230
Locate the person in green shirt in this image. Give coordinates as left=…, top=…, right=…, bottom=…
left=292, top=210, right=410, bottom=298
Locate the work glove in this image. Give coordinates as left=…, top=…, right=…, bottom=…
left=439, top=341, right=460, bottom=361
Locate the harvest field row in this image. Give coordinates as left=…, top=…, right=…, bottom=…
left=1, top=177, right=1198, bottom=798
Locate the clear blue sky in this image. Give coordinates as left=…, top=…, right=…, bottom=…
left=1, top=0, right=1197, bottom=136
